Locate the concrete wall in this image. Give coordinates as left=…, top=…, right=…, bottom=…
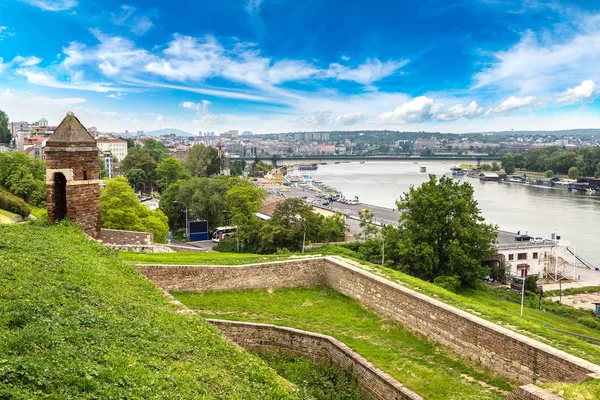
left=137, top=257, right=600, bottom=385
left=101, top=228, right=154, bottom=245
left=209, top=319, right=422, bottom=400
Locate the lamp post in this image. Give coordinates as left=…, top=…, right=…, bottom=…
left=173, top=201, right=188, bottom=241
left=302, top=220, right=307, bottom=254
left=520, top=274, right=526, bottom=318
left=381, top=227, right=386, bottom=265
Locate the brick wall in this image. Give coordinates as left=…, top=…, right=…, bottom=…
left=101, top=228, right=154, bottom=245
left=505, top=384, right=563, bottom=400
left=209, top=319, right=423, bottom=400
left=137, top=257, right=600, bottom=386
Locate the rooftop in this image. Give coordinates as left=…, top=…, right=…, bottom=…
left=46, top=112, right=95, bottom=146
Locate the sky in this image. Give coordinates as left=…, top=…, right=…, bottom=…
left=1, top=0, right=600, bottom=134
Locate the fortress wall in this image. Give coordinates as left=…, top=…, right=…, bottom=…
left=208, top=319, right=423, bottom=400
left=138, top=257, right=600, bottom=385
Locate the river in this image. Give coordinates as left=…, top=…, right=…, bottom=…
left=309, top=160, right=600, bottom=267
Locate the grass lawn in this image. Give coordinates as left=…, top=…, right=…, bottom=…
left=0, top=223, right=299, bottom=399
left=174, top=287, right=516, bottom=400
left=0, top=208, right=18, bottom=224
left=119, top=250, right=304, bottom=265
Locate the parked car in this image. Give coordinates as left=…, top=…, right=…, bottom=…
left=515, top=234, right=532, bottom=241
left=529, top=236, right=545, bottom=244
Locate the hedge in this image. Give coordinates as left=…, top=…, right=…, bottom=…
left=0, top=186, right=31, bottom=218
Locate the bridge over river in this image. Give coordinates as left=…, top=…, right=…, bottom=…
left=235, top=154, right=501, bottom=167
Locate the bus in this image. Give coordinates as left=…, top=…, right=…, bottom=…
left=211, top=226, right=237, bottom=242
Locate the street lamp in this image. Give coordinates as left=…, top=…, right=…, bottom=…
left=302, top=221, right=307, bottom=254
left=381, top=225, right=386, bottom=265
left=173, top=201, right=188, bottom=241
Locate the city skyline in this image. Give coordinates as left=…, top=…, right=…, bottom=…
left=1, top=0, right=600, bottom=134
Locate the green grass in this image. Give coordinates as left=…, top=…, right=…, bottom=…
left=544, top=286, right=600, bottom=297
left=0, top=208, right=18, bottom=224
left=119, top=250, right=303, bottom=265
left=174, top=287, right=515, bottom=400
left=257, top=351, right=371, bottom=400
left=0, top=223, right=299, bottom=399
left=28, top=204, right=48, bottom=220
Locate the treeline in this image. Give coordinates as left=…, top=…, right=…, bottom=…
left=501, top=147, right=600, bottom=177
left=159, top=176, right=346, bottom=252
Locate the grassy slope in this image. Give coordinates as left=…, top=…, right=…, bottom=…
left=174, top=287, right=514, bottom=400
left=0, top=223, right=299, bottom=400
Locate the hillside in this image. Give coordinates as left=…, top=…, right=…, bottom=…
left=0, top=222, right=298, bottom=399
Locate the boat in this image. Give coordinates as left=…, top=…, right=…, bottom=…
left=450, top=167, right=465, bottom=176
left=420, top=166, right=427, bottom=173
left=360, top=161, right=365, bottom=164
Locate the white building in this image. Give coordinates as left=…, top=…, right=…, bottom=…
left=97, top=137, right=128, bottom=161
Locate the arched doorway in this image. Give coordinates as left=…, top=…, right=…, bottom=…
left=53, top=172, right=67, bottom=220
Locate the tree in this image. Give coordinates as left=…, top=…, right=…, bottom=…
left=503, top=161, right=515, bottom=175
left=183, top=144, right=220, bottom=177
left=319, top=212, right=346, bottom=243
left=568, top=166, right=580, bottom=179
left=357, top=209, right=379, bottom=241
left=491, top=162, right=500, bottom=172
left=544, top=170, right=554, bottom=178
left=156, top=157, right=190, bottom=192
left=100, top=177, right=169, bottom=243
left=143, top=138, right=170, bottom=163
left=120, top=149, right=158, bottom=191
left=395, top=175, right=497, bottom=288
left=0, top=152, right=46, bottom=205
left=125, top=169, right=146, bottom=192
left=230, top=160, right=246, bottom=176
left=226, top=183, right=266, bottom=226
left=0, top=110, right=11, bottom=144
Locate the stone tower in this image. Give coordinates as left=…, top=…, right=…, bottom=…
left=45, top=112, right=101, bottom=238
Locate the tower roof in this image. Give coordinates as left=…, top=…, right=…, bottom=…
left=47, top=112, right=95, bottom=146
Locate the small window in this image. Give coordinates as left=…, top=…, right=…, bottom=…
left=508, top=254, right=514, bottom=261
left=533, top=252, right=538, bottom=259
left=518, top=253, right=527, bottom=260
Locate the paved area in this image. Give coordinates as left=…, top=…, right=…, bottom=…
left=170, top=239, right=215, bottom=251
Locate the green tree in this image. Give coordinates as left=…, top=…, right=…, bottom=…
left=125, top=169, right=146, bottom=192
left=357, top=209, right=378, bottom=241
left=0, top=110, right=11, bottom=144
left=100, top=177, right=169, bottom=243
left=183, top=144, right=220, bottom=177
left=319, top=212, right=346, bottom=243
left=143, top=138, right=170, bottom=163
left=595, top=162, right=600, bottom=178
left=568, top=166, right=580, bottom=179
left=395, top=175, right=497, bottom=288
left=226, top=183, right=266, bottom=226
left=120, top=149, right=158, bottom=191
left=544, top=170, right=554, bottom=178
left=0, top=152, right=46, bottom=205
left=503, top=161, right=515, bottom=175
left=156, top=157, right=190, bottom=192
left=491, top=162, right=500, bottom=172
left=230, top=160, right=246, bottom=176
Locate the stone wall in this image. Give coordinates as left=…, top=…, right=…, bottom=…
left=137, top=257, right=600, bottom=385
left=505, top=384, right=563, bottom=400
left=209, top=319, right=423, bottom=400
left=101, top=228, right=154, bottom=245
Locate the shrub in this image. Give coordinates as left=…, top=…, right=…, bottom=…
left=433, top=275, right=461, bottom=293
left=0, top=186, right=31, bottom=217
left=578, top=317, right=600, bottom=331
left=214, top=237, right=237, bottom=252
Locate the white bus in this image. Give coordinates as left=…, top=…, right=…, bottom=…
left=211, top=226, right=237, bottom=242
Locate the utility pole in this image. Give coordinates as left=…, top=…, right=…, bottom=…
left=173, top=201, right=188, bottom=241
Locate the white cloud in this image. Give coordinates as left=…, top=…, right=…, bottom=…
left=556, top=80, right=597, bottom=104
left=0, top=26, right=8, bottom=41
left=473, top=19, right=600, bottom=94
left=487, top=96, right=537, bottom=115
left=180, top=100, right=211, bottom=114
left=156, top=115, right=165, bottom=122
left=106, top=93, right=124, bottom=100
left=19, top=0, right=77, bottom=11
left=325, top=58, right=409, bottom=86
left=435, top=101, right=483, bottom=121
left=12, top=56, right=42, bottom=67
left=245, top=0, right=264, bottom=15
left=335, top=112, right=366, bottom=126
left=111, top=5, right=154, bottom=36
left=377, top=96, right=436, bottom=124
left=15, top=68, right=117, bottom=93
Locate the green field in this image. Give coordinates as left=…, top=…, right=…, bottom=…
left=174, top=287, right=515, bottom=400
left=0, top=223, right=299, bottom=399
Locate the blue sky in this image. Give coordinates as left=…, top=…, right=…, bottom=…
left=1, top=0, right=600, bottom=133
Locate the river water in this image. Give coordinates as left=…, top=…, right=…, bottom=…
left=310, top=160, right=600, bottom=267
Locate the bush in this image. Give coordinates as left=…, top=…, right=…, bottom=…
left=525, top=276, right=538, bottom=294
left=0, top=186, right=31, bottom=217
left=214, top=237, right=237, bottom=253
left=578, top=317, right=600, bottom=331
left=433, top=275, right=461, bottom=293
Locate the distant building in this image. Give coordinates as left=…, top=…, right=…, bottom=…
left=97, top=137, right=128, bottom=161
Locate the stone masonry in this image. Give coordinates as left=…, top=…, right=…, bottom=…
left=209, top=319, right=423, bottom=400
left=100, top=228, right=154, bottom=245
left=138, top=256, right=600, bottom=386
left=45, top=112, right=101, bottom=238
